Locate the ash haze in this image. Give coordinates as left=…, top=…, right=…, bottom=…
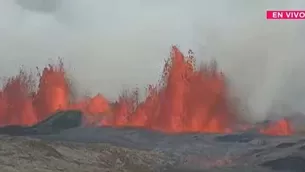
left=1, top=0, right=305, bottom=122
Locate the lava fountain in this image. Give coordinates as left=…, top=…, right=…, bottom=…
left=0, top=46, right=293, bottom=136
left=102, top=47, right=236, bottom=133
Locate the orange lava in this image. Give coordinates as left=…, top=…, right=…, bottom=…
left=103, top=47, right=235, bottom=133
left=33, top=61, right=69, bottom=121
left=0, top=46, right=294, bottom=136
left=260, top=118, right=293, bottom=136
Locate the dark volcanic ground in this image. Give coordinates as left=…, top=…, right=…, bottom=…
left=0, top=111, right=305, bottom=172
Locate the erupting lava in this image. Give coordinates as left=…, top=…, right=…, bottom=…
left=0, top=46, right=293, bottom=136
left=260, top=118, right=293, bottom=136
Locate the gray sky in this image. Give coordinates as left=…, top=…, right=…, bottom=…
left=1, top=0, right=305, bottom=121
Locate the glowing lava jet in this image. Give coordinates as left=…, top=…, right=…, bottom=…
left=0, top=46, right=294, bottom=136
left=260, top=118, right=293, bottom=136
left=101, top=47, right=235, bottom=133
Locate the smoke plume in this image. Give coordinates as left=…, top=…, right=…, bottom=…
left=1, top=0, right=305, bottom=122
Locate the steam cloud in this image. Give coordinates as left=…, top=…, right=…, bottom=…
left=1, top=0, right=305, bottom=122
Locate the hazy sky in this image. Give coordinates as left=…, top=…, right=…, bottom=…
left=1, top=0, right=305, bottom=121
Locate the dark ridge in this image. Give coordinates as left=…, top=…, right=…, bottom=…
left=299, top=145, right=305, bottom=150
left=215, top=133, right=259, bottom=143
left=0, top=125, right=28, bottom=136
left=245, top=148, right=265, bottom=158
left=297, top=139, right=305, bottom=144
left=260, top=156, right=305, bottom=172
left=0, top=110, right=83, bottom=136
left=32, top=110, right=83, bottom=129
left=275, top=142, right=297, bottom=149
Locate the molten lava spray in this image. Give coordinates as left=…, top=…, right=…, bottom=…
left=33, top=61, right=69, bottom=121
left=260, top=118, right=293, bottom=136
left=102, top=47, right=234, bottom=133
left=0, top=70, right=37, bottom=126
left=0, top=47, right=293, bottom=136
left=2, top=0, right=303, bottom=136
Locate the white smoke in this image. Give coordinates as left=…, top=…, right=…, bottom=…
left=197, top=1, right=305, bottom=121
left=0, top=0, right=305, bottom=122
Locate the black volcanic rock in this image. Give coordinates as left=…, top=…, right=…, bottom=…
left=0, top=125, right=28, bottom=136
left=275, top=142, right=297, bottom=149
left=215, top=133, right=258, bottom=143
left=261, top=156, right=305, bottom=172
left=0, top=110, right=83, bottom=136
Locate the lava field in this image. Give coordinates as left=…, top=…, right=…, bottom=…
left=0, top=110, right=304, bottom=172
left=0, top=47, right=303, bottom=172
